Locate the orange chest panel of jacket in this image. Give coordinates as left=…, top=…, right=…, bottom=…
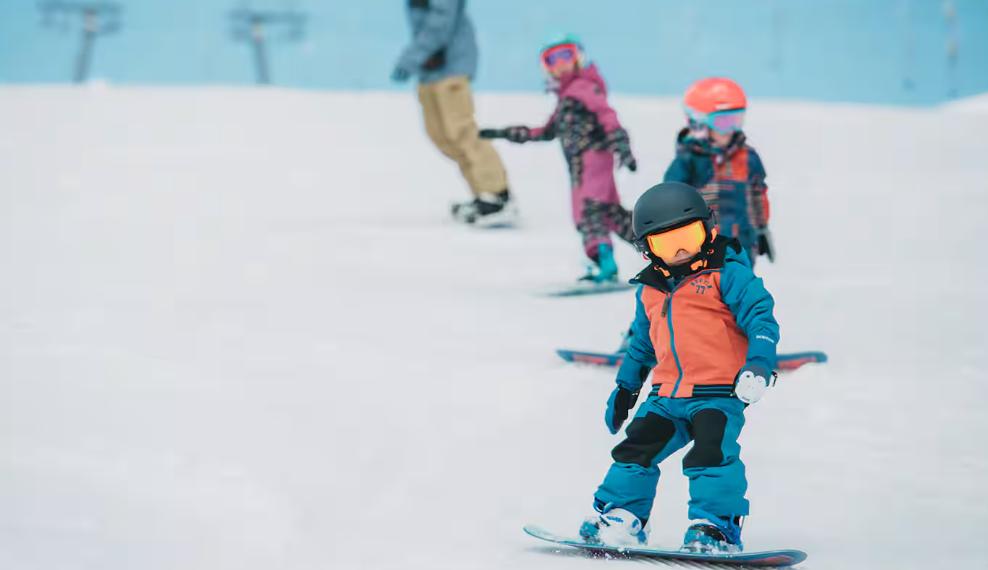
left=640, top=271, right=748, bottom=397
left=698, top=147, right=750, bottom=202
left=698, top=147, right=752, bottom=232
left=712, top=146, right=750, bottom=183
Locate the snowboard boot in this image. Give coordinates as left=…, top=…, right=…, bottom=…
left=451, top=189, right=517, bottom=227
left=681, top=516, right=744, bottom=554
left=579, top=505, right=649, bottom=546
left=579, top=243, right=618, bottom=283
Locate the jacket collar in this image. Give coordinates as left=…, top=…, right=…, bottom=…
left=675, top=128, right=747, bottom=160
left=554, top=63, right=606, bottom=94
left=630, top=236, right=743, bottom=292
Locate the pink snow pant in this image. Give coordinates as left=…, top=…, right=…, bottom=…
left=571, top=150, right=634, bottom=259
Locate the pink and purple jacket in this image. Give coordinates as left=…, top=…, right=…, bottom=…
left=524, top=64, right=631, bottom=187
left=499, top=65, right=636, bottom=256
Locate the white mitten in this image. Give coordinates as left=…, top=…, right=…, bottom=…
left=734, top=368, right=773, bottom=404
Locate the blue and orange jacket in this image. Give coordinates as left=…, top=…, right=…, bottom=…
left=615, top=236, right=779, bottom=398
left=664, top=129, right=770, bottom=256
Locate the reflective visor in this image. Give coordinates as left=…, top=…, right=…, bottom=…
left=709, top=109, right=745, bottom=133
left=645, top=220, right=707, bottom=261
left=541, top=44, right=578, bottom=72
left=686, top=108, right=745, bottom=135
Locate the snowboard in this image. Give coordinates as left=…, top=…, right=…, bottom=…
left=523, top=524, right=807, bottom=567
left=557, top=349, right=828, bottom=372
left=555, top=349, right=624, bottom=367
left=541, top=280, right=635, bottom=298
left=450, top=202, right=519, bottom=229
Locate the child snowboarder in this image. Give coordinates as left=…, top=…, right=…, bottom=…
left=664, top=77, right=773, bottom=264
left=608, top=77, right=774, bottom=360
left=579, top=181, right=780, bottom=553
left=479, top=35, right=638, bottom=283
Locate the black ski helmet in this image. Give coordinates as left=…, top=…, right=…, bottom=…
left=632, top=181, right=712, bottom=241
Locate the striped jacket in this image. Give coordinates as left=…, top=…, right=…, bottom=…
left=664, top=130, right=770, bottom=256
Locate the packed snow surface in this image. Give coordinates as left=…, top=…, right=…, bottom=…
left=1, top=86, right=986, bottom=569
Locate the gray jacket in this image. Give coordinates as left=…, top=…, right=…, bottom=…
left=397, top=0, right=478, bottom=84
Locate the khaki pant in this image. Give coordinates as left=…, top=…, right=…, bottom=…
left=417, top=75, right=508, bottom=197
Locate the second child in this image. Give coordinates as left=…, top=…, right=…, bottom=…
left=480, top=35, right=638, bottom=283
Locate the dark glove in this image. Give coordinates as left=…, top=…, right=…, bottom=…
left=607, top=128, right=637, bottom=172
left=390, top=65, right=411, bottom=83
left=502, top=126, right=532, bottom=143
left=478, top=128, right=505, bottom=139
left=477, top=127, right=532, bottom=142
left=619, top=149, right=638, bottom=172
left=479, top=126, right=531, bottom=142
left=733, top=363, right=775, bottom=405
left=757, top=227, right=775, bottom=262
left=604, top=385, right=641, bottom=434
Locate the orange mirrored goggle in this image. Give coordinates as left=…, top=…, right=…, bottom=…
left=645, top=220, right=708, bottom=260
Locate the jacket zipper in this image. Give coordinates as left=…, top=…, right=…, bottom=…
left=661, top=270, right=718, bottom=398
left=665, top=291, right=685, bottom=397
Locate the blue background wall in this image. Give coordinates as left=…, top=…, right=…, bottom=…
left=2, top=0, right=986, bottom=105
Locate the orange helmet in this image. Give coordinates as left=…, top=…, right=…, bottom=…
left=683, top=77, right=747, bottom=115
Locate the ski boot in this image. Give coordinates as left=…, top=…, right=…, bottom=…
left=681, top=516, right=744, bottom=554
left=579, top=504, right=649, bottom=546
left=579, top=243, right=618, bottom=283
left=451, top=189, right=517, bottom=227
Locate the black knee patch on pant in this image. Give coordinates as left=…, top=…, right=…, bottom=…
left=612, top=413, right=676, bottom=468
left=684, top=409, right=727, bottom=469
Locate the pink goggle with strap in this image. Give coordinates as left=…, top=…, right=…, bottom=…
left=686, top=107, right=746, bottom=135
left=541, top=43, right=580, bottom=73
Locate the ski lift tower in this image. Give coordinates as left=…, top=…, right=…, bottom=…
left=38, top=1, right=122, bottom=83
left=943, top=0, right=959, bottom=99
left=230, top=8, right=306, bottom=85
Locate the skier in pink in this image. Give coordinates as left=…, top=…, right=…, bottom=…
left=479, top=34, right=638, bottom=283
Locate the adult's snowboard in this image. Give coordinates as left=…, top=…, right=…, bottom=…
left=523, top=525, right=807, bottom=567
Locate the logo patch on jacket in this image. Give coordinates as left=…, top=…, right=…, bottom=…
left=691, top=276, right=713, bottom=295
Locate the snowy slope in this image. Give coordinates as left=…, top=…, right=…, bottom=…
left=1, top=86, right=986, bottom=570
left=944, top=92, right=988, bottom=113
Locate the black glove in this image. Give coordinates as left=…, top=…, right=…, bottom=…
left=757, top=227, right=775, bottom=262
left=604, top=385, right=641, bottom=434
left=503, top=126, right=531, bottom=143
left=607, top=128, right=637, bottom=172
left=479, top=126, right=531, bottom=142
left=619, top=149, right=638, bottom=172
left=478, top=128, right=504, bottom=139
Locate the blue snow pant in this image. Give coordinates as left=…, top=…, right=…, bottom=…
left=593, top=395, right=749, bottom=523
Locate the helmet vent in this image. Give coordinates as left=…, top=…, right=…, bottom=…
left=684, top=207, right=693, bottom=212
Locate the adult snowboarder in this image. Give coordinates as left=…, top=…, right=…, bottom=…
left=392, top=0, right=515, bottom=226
